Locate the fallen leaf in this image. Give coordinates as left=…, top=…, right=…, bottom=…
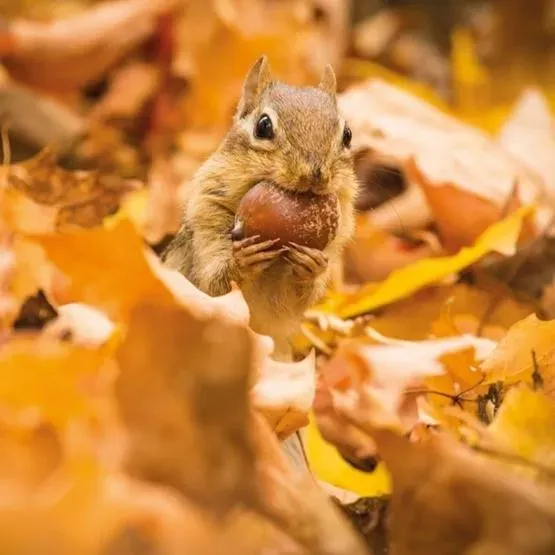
left=327, top=204, right=533, bottom=319
left=305, top=411, right=392, bottom=499
left=487, top=385, right=555, bottom=471
left=379, top=430, right=555, bottom=555
left=88, top=61, right=160, bottom=124
left=332, top=399, right=555, bottom=554
left=344, top=216, right=439, bottom=285
left=326, top=334, right=494, bottom=431
left=0, top=335, right=112, bottom=427
left=338, top=78, right=544, bottom=248
left=28, top=218, right=176, bottom=321
left=114, top=301, right=259, bottom=516
left=480, top=313, right=555, bottom=396
left=2, top=0, right=180, bottom=93
left=3, top=148, right=141, bottom=233
left=310, top=333, right=495, bottom=498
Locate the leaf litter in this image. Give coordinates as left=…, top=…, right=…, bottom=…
left=1, top=1, right=555, bottom=554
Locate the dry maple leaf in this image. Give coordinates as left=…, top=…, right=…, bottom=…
left=319, top=332, right=555, bottom=554
left=480, top=313, right=555, bottom=397
left=29, top=218, right=176, bottom=318
left=31, top=216, right=258, bottom=325
left=3, top=148, right=141, bottom=233
left=338, top=78, right=543, bottom=250
left=1, top=0, right=181, bottom=93
left=114, top=300, right=365, bottom=553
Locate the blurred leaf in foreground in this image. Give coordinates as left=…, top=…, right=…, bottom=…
left=115, top=301, right=259, bottom=516
left=0, top=335, right=112, bottom=427
left=380, top=430, right=555, bottom=555
left=28, top=218, right=175, bottom=319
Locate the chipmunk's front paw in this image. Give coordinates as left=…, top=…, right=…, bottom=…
left=284, top=242, right=328, bottom=281
left=232, top=235, right=285, bottom=279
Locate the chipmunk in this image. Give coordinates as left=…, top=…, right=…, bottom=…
left=162, top=56, right=358, bottom=362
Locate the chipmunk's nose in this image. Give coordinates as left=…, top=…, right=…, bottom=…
left=298, top=167, right=325, bottom=190
left=312, top=167, right=322, bottom=183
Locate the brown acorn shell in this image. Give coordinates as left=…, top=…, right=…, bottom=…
left=233, top=181, right=340, bottom=250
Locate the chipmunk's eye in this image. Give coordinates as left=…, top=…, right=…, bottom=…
left=255, top=113, right=274, bottom=140
left=342, top=124, right=352, bottom=148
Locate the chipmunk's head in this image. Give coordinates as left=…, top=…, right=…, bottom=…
left=223, top=55, right=354, bottom=196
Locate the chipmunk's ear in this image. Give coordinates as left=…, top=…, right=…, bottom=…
left=318, top=64, right=337, bottom=97
left=236, top=55, right=272, bottom=119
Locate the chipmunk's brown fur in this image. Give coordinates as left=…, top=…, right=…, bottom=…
left=163, top=56, right=358, bottom=361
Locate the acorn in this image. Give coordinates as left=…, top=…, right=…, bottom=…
left=231, top=181, right=340, bottom=250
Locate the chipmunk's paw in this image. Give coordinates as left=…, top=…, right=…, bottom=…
left=232, top=235, right=285, bottom=278
left=284, top=242, right=328, bottom=281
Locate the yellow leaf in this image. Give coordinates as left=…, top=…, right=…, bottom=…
left=480, top=313, right=555, bottom=395
left=488, top=385, right=555, bottom=470
left=0, top=337, right=111, bottom=426
left=27, top=218, right=175, bottom=321
left=331, top=205, right=533, bottom=319
left=305, top=413, right=391, bottom=498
